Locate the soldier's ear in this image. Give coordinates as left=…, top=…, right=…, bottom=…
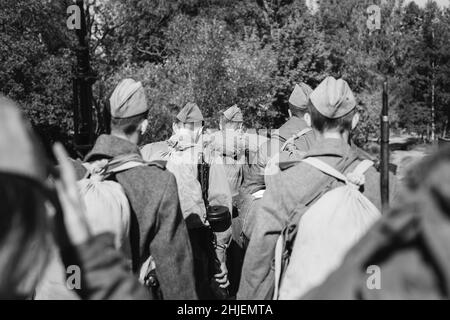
left=304, top=113, right=312, bottom=127
left=140, top=119, right=149, bottom=135
left=351, top=112, right=360, bottom=130
left=288, top=109, right=293, bottom=118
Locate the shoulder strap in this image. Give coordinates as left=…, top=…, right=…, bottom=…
left=301, top=157, right=348, bottom=183
left=107, top=161, right=147, bottom=174
left=104, top=154, right=148, bottom=175
left=281, top=128, right=313, bottom=151
left=301, top=157, right=374, bottom=186
left=352, top=159, right=374, bottom=176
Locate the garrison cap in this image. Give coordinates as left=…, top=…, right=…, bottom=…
left=309, top=76, right=356, bottom=119
left=177, top=102, right=204, bottom=123
left=109, top=78, right=148, bottom=118
left=0, top=97, right=48, bottom=181
left=288, top=82, right=313, bottom=111
left=223, top=104, right=243, bottom=122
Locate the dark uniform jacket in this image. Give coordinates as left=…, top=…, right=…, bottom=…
left=237, top=137, right=398, bottom=300
left=73, top=134, right=197, bottom=300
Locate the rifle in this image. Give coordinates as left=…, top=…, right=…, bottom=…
left=71, top=0, right=97, bottom=157
left=198, top=152, right=210, bottom=211
left=380, top=81, right=390, bottom=214
left=197, top=152, right=231, bottom=300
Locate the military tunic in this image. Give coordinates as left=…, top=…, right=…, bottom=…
left=238, top=137, right=399, bottom=300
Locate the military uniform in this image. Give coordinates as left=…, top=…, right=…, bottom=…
left=237, top=77, right=399, bottom=300
left=305, top=147, right=450, bottom=299
left=163, top=102, right=233, bottom=299
left=236, top=83, right=315, bottom=248
left=237, top=138, right=399, bottom=299
left=72, top=135, right=197, bottom=300
left=210, top=105, right=246, bottom=198
left=72, top=79, right=197, bottom=300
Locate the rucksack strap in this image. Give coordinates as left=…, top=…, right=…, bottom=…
left=84, top=154, right=148, bottom=180
left=301, top=157, right=373, bottom=185
left=106, top=161, right=146, bottom=175
left=281, top=128, right=313, bottom=152
left=301, top=157, right=348, bottom=183
left=106, top=154, right=146, bottom=172
left=352, top=159, right=374, bottom=176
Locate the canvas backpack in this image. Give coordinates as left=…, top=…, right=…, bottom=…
left=35, top=154, right=149, bottom=300
left=273, top=157, right=382, bottom=300
left=78, top=153, right=152, bottom=255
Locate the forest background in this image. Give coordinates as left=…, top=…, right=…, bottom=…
left=2, top=0, right=450, bottom=155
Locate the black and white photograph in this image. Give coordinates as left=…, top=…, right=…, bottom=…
left=1, top=0, right=450, bottom=310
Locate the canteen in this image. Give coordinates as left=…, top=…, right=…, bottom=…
left=206, top=205, right=231, bottom=232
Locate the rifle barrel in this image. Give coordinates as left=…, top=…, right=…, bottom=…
left=381, top=81, right=390, bottom=213
left=72, top=0, right=96, bottom=156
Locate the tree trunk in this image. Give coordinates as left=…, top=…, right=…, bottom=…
left=431, top=67, right=436, bottom=141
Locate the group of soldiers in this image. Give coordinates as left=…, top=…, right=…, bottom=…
left=67, top=74, right=397, bottom=299
left=2, top=72, right=450, bottom=300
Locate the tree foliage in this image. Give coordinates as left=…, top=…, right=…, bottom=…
left=2, top=0, right=450, bottom=152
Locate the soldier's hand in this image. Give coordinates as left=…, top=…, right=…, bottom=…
left=214, top=262, right=230, bottom=289
left=53, top=142, right=92, bottom=245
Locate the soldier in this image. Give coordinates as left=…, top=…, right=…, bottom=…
left=209, top=105, right=246, bottom=198
left=242, top=82, right=315, bottom=195
left=162, top=102, right=233, bottom=299
left=71, top=79, right=197, bottom=300
left=208, top=105, right=249, bottom=295
left=235, top=83, right=316, bottom=248
left=140, top=105, right=176, bottom=162
left=237, top=76, right=399, bottom=300
left=304, top=146, right=450, bottom=299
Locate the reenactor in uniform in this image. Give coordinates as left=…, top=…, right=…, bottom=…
left=70, top=79, right=197, bottom=300
left=208, top=105, right=248, bottom=295
left=209, top=105, right=246, bottom=198
left=305, top=146, right=450, bottom=299
left=235, top=83, right=316, bottom=248
left=161, top=102, right=234, bottom=299
left=238, top=76, right=399, bottom=300
left=242, top=82, right=316, bottom=195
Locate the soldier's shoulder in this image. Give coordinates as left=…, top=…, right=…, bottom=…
left=147, top=159, right=168, bottom=170
left=279, top=148, right=307, bottom=168
left=141, top=141, right=167, bottom=152
left=140, top=141, right=169, bottom=161
left=128, top=159, right=169, bottom=177
left=125, top=160, right=177, bottom=193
